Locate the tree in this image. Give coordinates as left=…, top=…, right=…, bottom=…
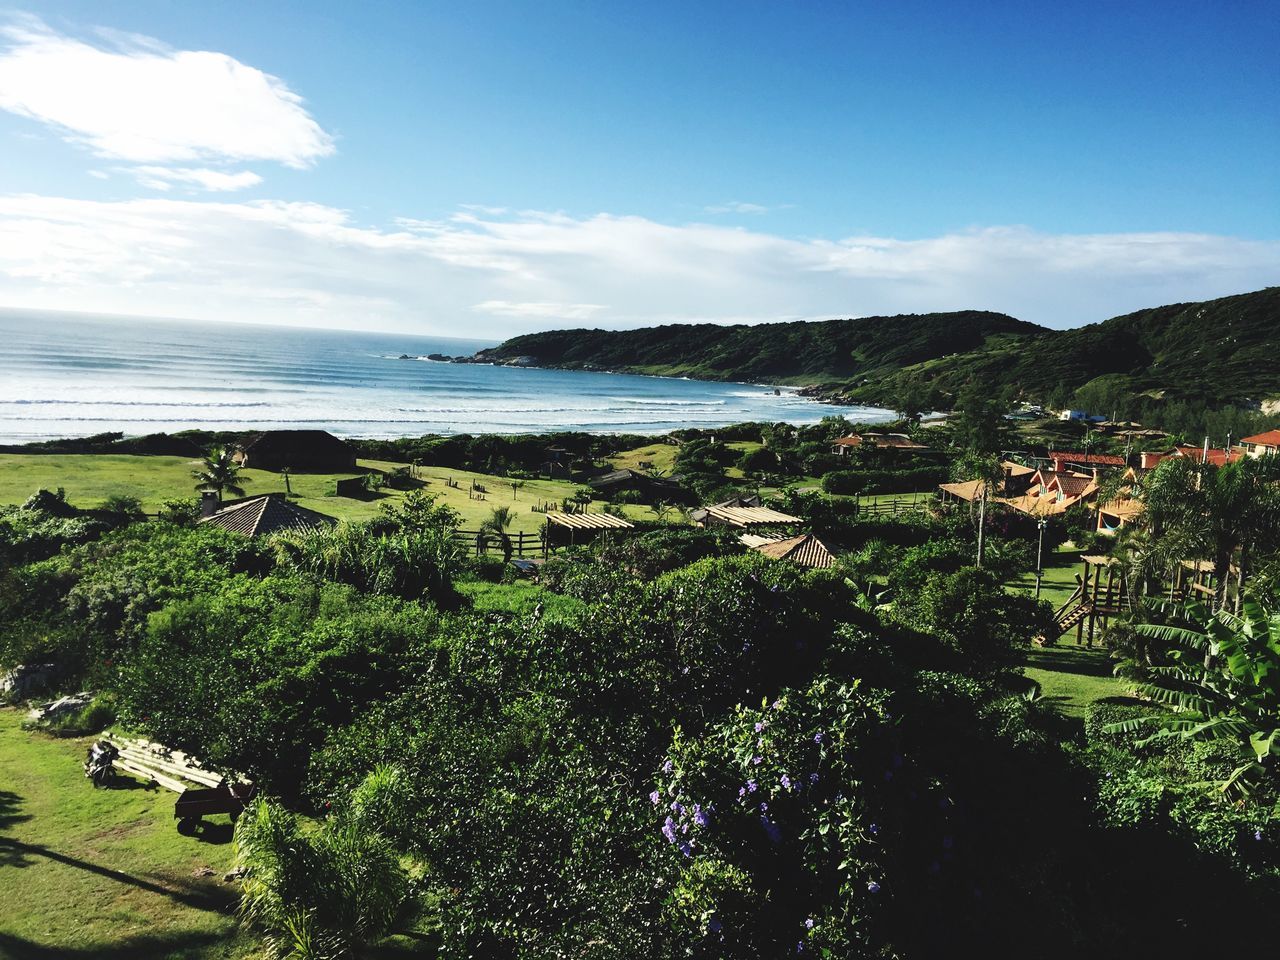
left=280, top=466, right=292, bottom=496
left=192, top=446, right=246, bottom=501
left=1110, top=598, right=1280, bottom=799
left=509, top=479, right=526, bottom=500
left=478, top=505, right=515, bottom=562
left=1140, top=456, right=1280, bottom=610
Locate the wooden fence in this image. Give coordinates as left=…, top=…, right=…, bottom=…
left=855, top=493, right=935, bottom=517
left=452, top=528, right=545, bottom=557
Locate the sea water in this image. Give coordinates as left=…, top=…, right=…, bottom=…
left=0, top=310, right=892, bottom=442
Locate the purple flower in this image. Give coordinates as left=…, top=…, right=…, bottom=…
left=758, top=738, right=765, bottom=748
left=942, top=835, right=953, bottom=850
left=1256, top=829, right=1264, bottom=841
left=662, top=760, right=673, bottom=774
left=754, top=721, right=766, bottom=733
left=868, top=822, right=880, bottom=836
left=752, top=755, right=763, bottom=765
left=866, top=880, right=881, bottom=894
left=679, top=841, right=692, bottom=857
left=694, top=805, right=709, bottom=828
left=773, top=699, right=783, bottom=710
left=759, top=801, right=769, bottom=812
left=708, top=918, right=722, bottom=934
left=671, top=800, right=683, bottom=814
left=747, top=779, right=758, bottom=793
left=681, top=822, right=689, bottom=834
left=804, top=918, right=814, bottom=930
left=649, top=790, right=660, bottom=805
left=808, top=772, right=819, bottom=785
left=780, top=773, right=792, bottom=790
left=796, top=942, right=804, bottom=953
left=884, top=770, right=893, bottom=781
left=813, top=731, right=824, bottom=743
left=738, top=786, right=746, bottom=798
left=662, top=817, right=676, bottom=844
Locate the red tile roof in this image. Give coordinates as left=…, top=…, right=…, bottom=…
left=1050, top=452, right=1126, bottom=467
left=1173, top=445, right=1244, bottom=466
left=1242, top=430, right=1280, bottom=448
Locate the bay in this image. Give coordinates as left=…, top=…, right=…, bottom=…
left=0, top=310, right=892, bottom=442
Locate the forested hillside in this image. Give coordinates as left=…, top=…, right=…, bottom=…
left=475, top=310, right=1042, bottom=384
left=476, top=287, right=1280, bottom=410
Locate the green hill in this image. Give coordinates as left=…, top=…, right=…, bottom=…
left=474, top=287, right=1280, bottom=410
left=474, top=310, right=1043, bottom=385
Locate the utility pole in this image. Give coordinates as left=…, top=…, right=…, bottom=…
left=1035, top=518, right=1047, bottom=599
left=976, top=486, right=987, bottom=568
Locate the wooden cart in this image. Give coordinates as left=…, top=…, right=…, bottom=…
left=174, top=783, right=257, bottom=835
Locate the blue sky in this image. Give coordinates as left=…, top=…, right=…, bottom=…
left=0, top=1, right=1276, bottom=334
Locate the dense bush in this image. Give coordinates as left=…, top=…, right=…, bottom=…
left=822, top=465, right=948, bottom=495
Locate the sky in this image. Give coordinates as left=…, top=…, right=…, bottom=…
left=0, top=0, right=1276, bottom=336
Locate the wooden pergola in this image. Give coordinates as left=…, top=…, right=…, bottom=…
left=542, top=511, right=635, bottom=555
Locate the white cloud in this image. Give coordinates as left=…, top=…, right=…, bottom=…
left=0, top=194, right=1274, bottom=336
left=0, top=19, right=333, bottom=168
left=130, top=166, right=263, bottom=192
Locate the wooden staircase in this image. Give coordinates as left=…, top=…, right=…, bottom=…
left=1056, top=602, right=1092, bottom=634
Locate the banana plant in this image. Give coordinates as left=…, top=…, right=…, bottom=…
left=1106, top=598, right=1280, bottom=799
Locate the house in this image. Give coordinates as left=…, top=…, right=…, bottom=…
left=1058, top=410, right=1107, bottom=423
left=200, top=493, right=336, bottom=537
left=237, top=430, right=356, bottom=473
left=1170, top=444, right=1244, bottom=467
left=1096, top=498, right=1143, bottom=536
left=587, top=468, right=696, bottom=505
left=742, top=532, right=835, bottom=569
left=831, top=433, right=928, bottom=456
left=1049, top=452, right=1126, bottom=473
left=1241, top=430, right=1280, bottom=458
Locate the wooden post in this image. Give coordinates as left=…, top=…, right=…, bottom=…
left=1088, top=559, right=1102, bottom=646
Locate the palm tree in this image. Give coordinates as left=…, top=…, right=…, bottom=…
left=509, top=479, right=526, bottom=500
left=192, top=446, right=247, bottom=501
left=280, top=466, right=292, bottom=496
left=478, top=505, right=515, bottom=562
left=1140, top=455, right=1280, bottom=610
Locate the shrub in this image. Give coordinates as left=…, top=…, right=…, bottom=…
left=235, top=796, right=410, bottom=959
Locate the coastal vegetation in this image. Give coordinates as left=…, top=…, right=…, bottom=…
left=4, top=416, right=1280, bottom=957
left=476, top=287, right=1280, bottom=437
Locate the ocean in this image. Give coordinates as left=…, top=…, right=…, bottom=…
left=0, top=310, right=892, bottom=442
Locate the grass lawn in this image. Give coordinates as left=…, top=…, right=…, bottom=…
left=0, top=454, right=621, bottom=535
left=1008, top=544, right=1083, bottom=612
left=0, top=707, right=254, bottom=959
left=609, top=442, right=678, bottom=475
left=1022, top=644, right=1136, bottom=720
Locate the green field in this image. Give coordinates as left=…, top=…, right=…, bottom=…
left=0, top=708, right=253, bottom=959
left=0, top=454, right=632, bottom=534
left=609, top=442, right=678, bottom=475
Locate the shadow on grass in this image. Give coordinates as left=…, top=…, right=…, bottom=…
left=0, top=790, right=31, bottom=831
left=1024, top=645, right=1116, bottom=678
left=0, top=837, right=235, bottom=912
left=0, top=929, right=241, bottom=960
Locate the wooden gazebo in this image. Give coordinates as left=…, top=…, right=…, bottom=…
left=542, top=511, right=634, bottom=555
